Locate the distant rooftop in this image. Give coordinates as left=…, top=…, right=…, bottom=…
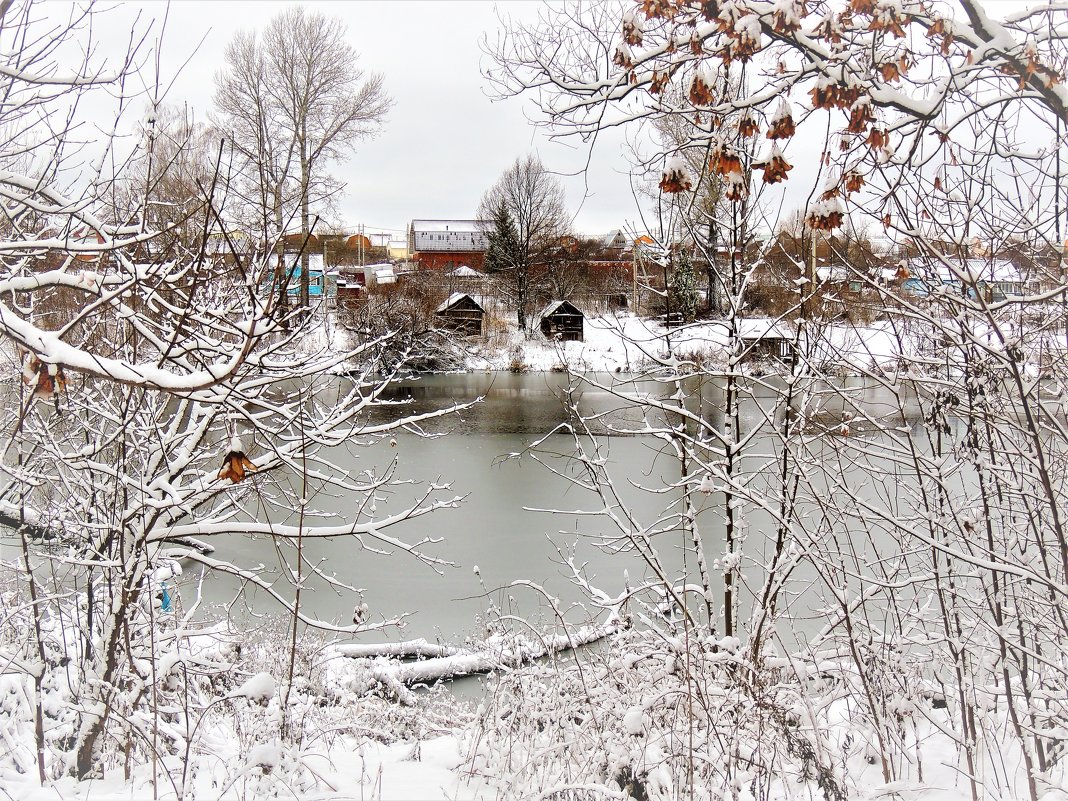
left=411, top=220, right=490, bottom=233
left=410, top=219, right=490, bottom=253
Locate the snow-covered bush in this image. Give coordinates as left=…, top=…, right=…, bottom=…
left=465, top=629, right=848, bottom=800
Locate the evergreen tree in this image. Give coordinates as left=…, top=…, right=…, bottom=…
left=669, top=249, right=700, bottom=324
left=483, top=202, right=539, bottom=331
left=484, top=204, right=522, bottom=276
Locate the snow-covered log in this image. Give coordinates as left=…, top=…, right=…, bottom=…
left=338, top=618, right=628, bottom=701
left=334, top=639, right=463, bottom=660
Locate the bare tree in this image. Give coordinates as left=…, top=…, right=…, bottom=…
left=128, top=104, right=225, bottom=261
left=0, top=2, right=459, bottom=788
left=482, top=2, right=1068, bottom=799
left=479, top=155, right=571, bottom=332
left=214, top=7, right=391, bottom=309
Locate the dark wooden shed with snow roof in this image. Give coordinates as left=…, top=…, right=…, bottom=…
left=738, top=319, right=793, bottom=362
left=435, top=292, right=485, bottom=336
left=539, top=300, right=584, bottom=342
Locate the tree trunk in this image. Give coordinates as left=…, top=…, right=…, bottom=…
left=273, top=187, right=289, bottom=324
left=300, top=128, right=310, bottom=311
left=516, top=266, right=528, bottom=333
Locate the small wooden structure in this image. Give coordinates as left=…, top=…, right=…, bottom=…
left=738, top=319, right=794, bottom=362
left=435, top=292, right=484, bottom=336
left=540, top=300, right=584, bottom=341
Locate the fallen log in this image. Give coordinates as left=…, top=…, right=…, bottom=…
left=335, top=618, right=628, bottom=704
left=334, top=639, right=462, bottom=660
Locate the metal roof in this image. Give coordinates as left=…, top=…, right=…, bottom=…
left=411, top=220, right=490, bottom=233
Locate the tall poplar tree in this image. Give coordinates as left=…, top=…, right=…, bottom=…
left=214, top=7, right=391, bottom=309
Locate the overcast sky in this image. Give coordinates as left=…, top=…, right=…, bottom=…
left=128, top=1, right=641, bottom=241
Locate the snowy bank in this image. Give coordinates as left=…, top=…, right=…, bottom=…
left=460, top=313, right=910, bottom=375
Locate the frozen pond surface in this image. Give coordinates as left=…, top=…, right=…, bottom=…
left=196, top=372, right=701, bottom=642
left=190, top=371, right=937, bottom=646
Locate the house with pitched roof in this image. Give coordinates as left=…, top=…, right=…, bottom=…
left=408, top=219, right=490, bottom=271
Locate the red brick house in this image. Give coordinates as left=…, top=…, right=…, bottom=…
left=408, top=219, right=489, bottom=271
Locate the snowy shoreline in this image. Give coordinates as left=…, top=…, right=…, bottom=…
left=455, top=313, right=907, bottom=375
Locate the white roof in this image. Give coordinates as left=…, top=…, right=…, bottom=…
left=435, top=292, right=484, bottom=313
left=815, top=264, right=852, bottom=282
left=736, top=317, right=793, bottom=340
left=906, top=258, right=1023, bottom=283
left=541, top=300, right=583, bottom=317
left=449, top=265, right=483, bottom=277
left=602, top=229, right=626, bottom=247
left=411, top=220, right=490, bottom=233
left=282, top=253, right=324, bottom=272
left=410, top=222, right=490, bottom=252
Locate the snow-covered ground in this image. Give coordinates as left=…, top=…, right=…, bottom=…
left=14, top=735, right=478, bottom=801
left=462, top=312, right=909, bottom=374
left=9, top=644, right=1055, bottom=801
left=465, top=312, right=682, bottom=373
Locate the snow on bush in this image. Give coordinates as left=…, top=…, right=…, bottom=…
left=231, top=672, right=276, bottom=705
left=462, top=622, right=1051, bottom=800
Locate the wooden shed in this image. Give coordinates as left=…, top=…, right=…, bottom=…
left=539, top=300, right=584, bottom=342
left=435, top=292, right=484, bottom=336
left=738, top=319, right=794, bottom=362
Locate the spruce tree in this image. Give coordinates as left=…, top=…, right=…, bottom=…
left=669, top=249, right=700, bottom=324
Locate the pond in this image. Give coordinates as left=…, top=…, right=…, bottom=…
left=194, top=372, right=702, bottom=642
left=191, top=370, right=940, bottom=649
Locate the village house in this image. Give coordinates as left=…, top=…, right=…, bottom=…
left=900, top=258, right=1045, bottom=300
left=409, top=219, right=490, bottom=271
left=281, top=252, right=335, bottom=298
left=738, top=318, right=795, bottom=362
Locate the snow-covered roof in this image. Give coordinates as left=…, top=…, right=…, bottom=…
left=967, top=259, right=1025, bottom=282
left=906, top=258, right=1024, bottom=283
left=541, top=300, right=583, bottom=318
left=603, top=229, right=626, bottom=247
left=449, top=265, right=483, bottom=277
left=411, top=220, right=490, bottom=233
left=815, top=264, right=852, bottom=282
left=411, top=220, right=490, bottom=252
left=736, top=317, right=793, bottom=340
left=282, top=253, right=325, bottom=273
left=435, top=292, right=484, bottom=313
